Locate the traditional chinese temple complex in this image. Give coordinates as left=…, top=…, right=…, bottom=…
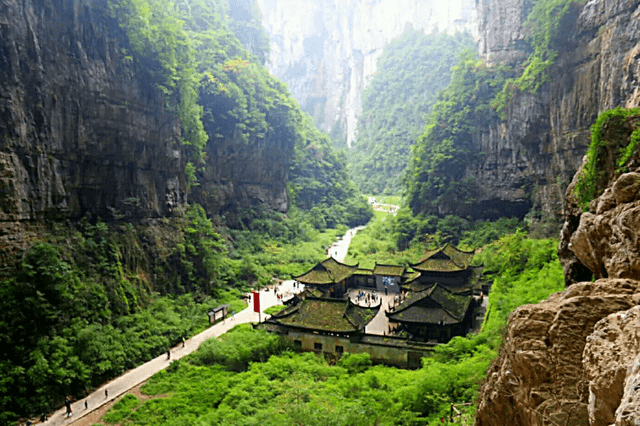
left=258, top=244, right=485, bottom=368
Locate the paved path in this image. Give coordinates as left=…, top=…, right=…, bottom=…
left=327, top=226, right=365, bottom=262
left=41, top=282, right=301, bottom=426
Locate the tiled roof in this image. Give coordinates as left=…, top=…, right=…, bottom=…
left=402, top=270, right=421, bottom=283
left=268, top=297, right=378, bottom=332
left=294, top=257, right=359, bottom=285
left=355, top=268, right=374, bottom=276
left=373, top=263, right=406, bottom=277
left=387, top=284, right=471, bottom=325
left=411, top=243, right=475, bottom=272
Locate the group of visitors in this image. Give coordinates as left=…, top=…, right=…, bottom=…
left=355, top=290, right=378, bottom=306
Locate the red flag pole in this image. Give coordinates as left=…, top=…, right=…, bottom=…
left=253, top=290, right=261, bottom=322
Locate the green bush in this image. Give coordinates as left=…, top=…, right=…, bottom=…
left=574, top=107, right=640, bottom=207
left=337, top=353, right=372, bottom=374
left=103, top=393, right=141, bottom=424
left=190, top=324, right=289, bottom=371
left=264, top=305, right=286, bottom=316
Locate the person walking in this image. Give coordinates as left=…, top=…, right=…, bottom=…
left=64, top=397, right=72, bottom=417
left=166, top=349, right=171, bottom=360
left=105, top=389, right=108, bottom=398
left=182, top=336, right=186, bottom=348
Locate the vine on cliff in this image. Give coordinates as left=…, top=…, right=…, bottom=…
left=574, top=107, right=640, bottom=208
left=492, top=0, right=587, bottom=117
left=404, top=51, right=510, bottom=217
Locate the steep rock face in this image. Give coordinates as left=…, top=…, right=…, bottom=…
left=193, top=131, right=291, bottom=220
left=476, top=279, right=640, bottom=425
left=0, top=0, right=187, bottom=225
left=0, top=0, right=295, bottom=252
left=256, top=0, right=477, bottom=145
left=467, top=0, right=640, bottom=222
left=583, top=306, right=640, bottom=425
left=477, top=0, right=533, bottom=65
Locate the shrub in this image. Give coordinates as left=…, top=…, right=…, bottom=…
left=574, top=107, right=640, bottom=207
left=190, top=324, right=288, bottom=371
left=337, top=353, right=372, bottom=374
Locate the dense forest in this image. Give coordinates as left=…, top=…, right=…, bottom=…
left=347, top=30, right=476, bottom=195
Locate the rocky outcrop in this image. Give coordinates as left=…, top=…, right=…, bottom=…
left=583, top=306, right=640, bottom=425
left=256, top=0, right=477, bottom=145
left=477, top=119, right=640, bottom=424
left=477, top=278, right=640, bottom=425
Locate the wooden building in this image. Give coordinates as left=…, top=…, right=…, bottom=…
left=388, top=244, right=482, bottom=341
left=276, top=243, right=483, bottom=355
left=386, top=284, right=476, bottom=342
left=293, top=257, right=359, bottom=298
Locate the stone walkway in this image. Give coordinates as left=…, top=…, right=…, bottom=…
left=347, top=289, right=403, bottom=336
left=327, top=226, right=364, bottom=262
left=41, top=282, right=301, bottom=426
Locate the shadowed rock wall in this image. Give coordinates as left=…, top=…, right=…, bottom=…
left=476, top=93, right=640, bottom=426
left=467, top=0, right=640, bottom=222
left=0, top=0, right=188, bottom=224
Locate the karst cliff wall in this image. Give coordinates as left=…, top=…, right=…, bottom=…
left=256, top=0, right=478, bottom=145
left=0, top=0, right=293, bottom=252
left=462, top=0, right=640, bottom=222
left=0, top=0, right=188, bottom=223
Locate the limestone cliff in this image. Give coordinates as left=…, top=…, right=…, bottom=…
left=476, top=116, right=640, bottom=424
left=0, top=0, right=189, bottom=260
left=0, top=0, right=297, bottom=252
left=256, top=0, right=478, bottom=145
left=467, top=0, right=640, bottom=222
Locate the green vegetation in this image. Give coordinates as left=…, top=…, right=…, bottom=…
left=346, top=208, right=525, bottom=267
left=0, top=207, right=257, bottom=422
left=574, top=107, right=640, bottom=207
left=493, top=0, right=586, bottom=116
left=474, top=232, right=565, bottom=334
left=110, top=0, right=371, bottom=226
left=348, top=31, right=476, bottom=194
left=227, top=208, right=348, bottom=280
left=264, top=305, right=287, bottom=316
left=405, top=52, right=511, bottom=217
left=289, top=116, right=374, bottom=229
left=97, top=232, right=564, bottom=425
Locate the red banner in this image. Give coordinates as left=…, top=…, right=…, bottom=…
left=253, top=291, right=260, bottom=313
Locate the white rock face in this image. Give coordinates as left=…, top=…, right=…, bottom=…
left=256, top=0, right=478, bottom=145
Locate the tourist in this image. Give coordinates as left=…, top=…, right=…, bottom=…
left=64, top=397, right=72, bottom=417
